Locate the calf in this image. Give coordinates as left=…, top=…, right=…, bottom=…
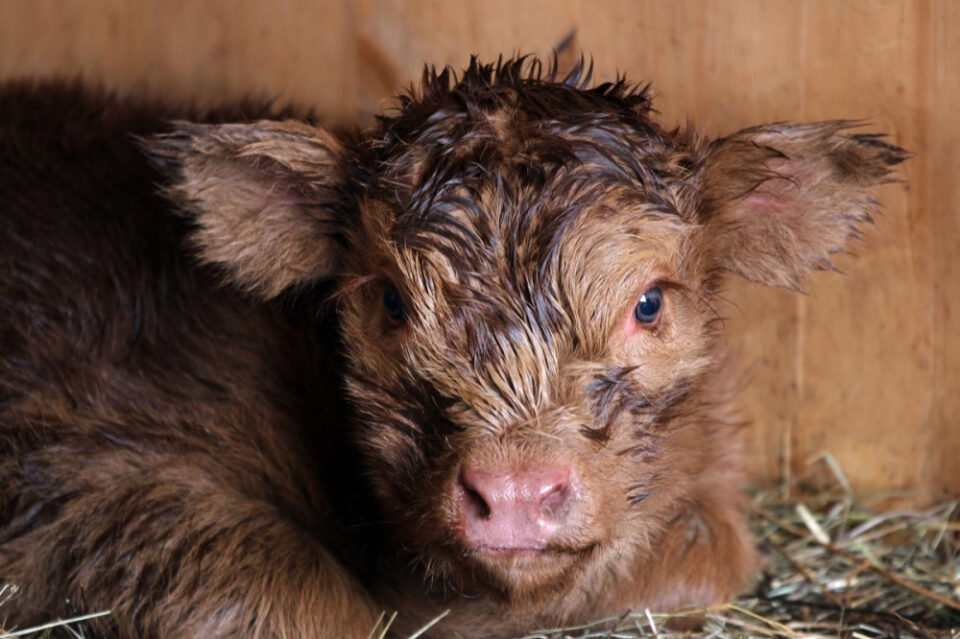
left=0, top=58, right=906, bottom=638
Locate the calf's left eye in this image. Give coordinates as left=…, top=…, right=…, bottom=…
left=634, top=286, right=663, bottom=324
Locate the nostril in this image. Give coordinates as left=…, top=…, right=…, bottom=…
left=540, top=482, right=571, bottom=519
left=460, top=478, right=491, bottom=519
left=457, top=466, right=495, bottom=520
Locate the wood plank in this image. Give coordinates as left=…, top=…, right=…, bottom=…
left=794, top=0, right=933, bottom=494
left=926, top=0, right=960, bottom=500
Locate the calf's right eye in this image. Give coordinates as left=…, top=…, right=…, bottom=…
left=382, top=285, right=408, bottom=324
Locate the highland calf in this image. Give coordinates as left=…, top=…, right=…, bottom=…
left=0, top=58, right=906, bottom=638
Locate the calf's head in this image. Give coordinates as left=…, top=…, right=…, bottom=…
left=150, top=58, right=906, bottom=602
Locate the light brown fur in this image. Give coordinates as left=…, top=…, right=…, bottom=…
left=0, top=59, right=907, bottom=638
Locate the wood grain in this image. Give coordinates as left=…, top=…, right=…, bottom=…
left=1, top=0, right=955, bottom=499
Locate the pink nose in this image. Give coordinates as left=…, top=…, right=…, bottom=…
left=455, top=465, right=576, bottom=551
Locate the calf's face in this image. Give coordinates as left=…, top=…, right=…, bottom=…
left=151, top=60, right=906, bottom=606
left=338, top=118, right=715, bottom=598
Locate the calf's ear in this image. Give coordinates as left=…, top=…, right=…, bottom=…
left=146, top=120, right=349, bottom=298
left=696, top=122, right=909, bottom=290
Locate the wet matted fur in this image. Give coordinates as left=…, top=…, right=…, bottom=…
left=0, top=58, right=907, bottom=638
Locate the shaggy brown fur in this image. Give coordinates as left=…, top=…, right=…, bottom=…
left=0, top=58, right=907, bottom=638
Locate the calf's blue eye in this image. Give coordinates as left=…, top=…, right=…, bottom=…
left=634, top=286, right=662, bottom=324
left=382, top=285, right=408, bottom=323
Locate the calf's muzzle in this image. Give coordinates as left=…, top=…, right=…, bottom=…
left=455, top=465, right=578, bottom=552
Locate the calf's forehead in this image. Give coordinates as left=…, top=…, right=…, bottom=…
left=365, top=104, right=695, bottom=280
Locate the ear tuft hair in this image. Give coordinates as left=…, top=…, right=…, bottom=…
left=145, top=120, right=349, bottom=298
left=696, top=121, right=909, bottom=290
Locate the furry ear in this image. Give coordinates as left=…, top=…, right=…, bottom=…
left=696, top=122, right=909, bottom=290
left=146, top=120, right=349, bottom=298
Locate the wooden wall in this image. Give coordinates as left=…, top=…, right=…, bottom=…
left=1, top=0, right=957, bottom=499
